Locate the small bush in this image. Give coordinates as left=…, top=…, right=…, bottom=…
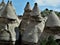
left=40, top=35, right=58, bottom=45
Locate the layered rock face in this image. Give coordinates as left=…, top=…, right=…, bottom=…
left=19, top=2, right=47, bottom=44
left=0, top=0, right=20, bottom=44
left=0, top=0, right=60, bottom=45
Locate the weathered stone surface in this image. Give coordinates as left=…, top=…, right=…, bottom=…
left=19, top=2, right=47, bottom=43
left=0, top=0, right=20, bottom=44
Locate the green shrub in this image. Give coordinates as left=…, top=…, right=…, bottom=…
left=40, top=35, right=58, bottom=45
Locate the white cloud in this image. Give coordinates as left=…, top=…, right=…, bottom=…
left=33, top=0, right=60, bottom=7
left=54, top=8, right=60, bottom=12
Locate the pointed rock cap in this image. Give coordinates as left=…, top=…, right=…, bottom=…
left=45, top=8, right=49, bottom=11
left=24, top=2, right=31, bottom=12
left=46, top=10, right=60, bottom=27
left=7, top=0, right=10, bottom=5
left=32, top=3, right=41, bottom=16
left=0, top=0, right=5, bottom=6
left=10, top=1, right=12, bottom=6
left=1, top=0, right=5, bottom=4
left=1, top=1, right=17, bottom=20
left=0, top=0, right=6, bottom=16
left=2, top=0, right=4, bottom=3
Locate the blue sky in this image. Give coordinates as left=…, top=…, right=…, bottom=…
left=0, top=0, right=60, bottom=15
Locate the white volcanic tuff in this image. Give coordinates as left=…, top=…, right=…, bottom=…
left=54, top=35, right=60, bottom=40
left=46, top=11, right=60, bottom=27
left=24, top=2, right=31, bottom=11
left=8, top=23, right=19, bottom=41
left=32, top=3, right=41, bottom=17
left=1, top=3, right=17, bottom=19
left=21, top=18, right=46, bottom=43
left=0, top=1, right=20, bottom=24
left=0, top=24, right=10, bottom=41
left=0, top=1, right=20, bottom=42
left=0, top=1, right=20, bottom=23
left=0, top=23, right=19, bottom=41
left=21, top=2, right=47, bottom=43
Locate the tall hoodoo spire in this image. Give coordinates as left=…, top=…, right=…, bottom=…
left=32, top=3, right=41, bottom=16
left=24, top=2, right=31, bottom=12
